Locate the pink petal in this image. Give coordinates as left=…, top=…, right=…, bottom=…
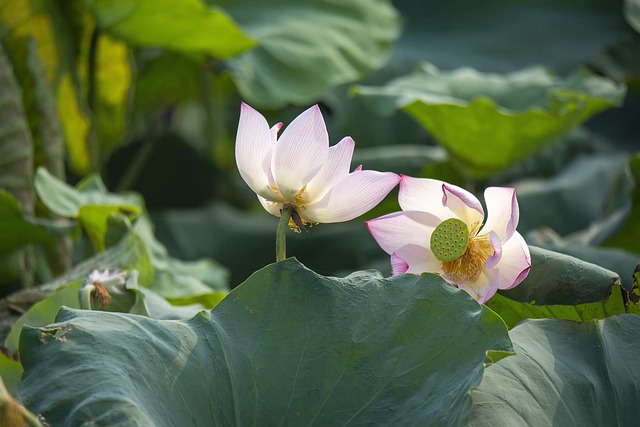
left=235, top=103, right=275, bottom=198
left=485, top=231, right=502, bottom=270
left=390, top=252, right=409, bottom=275
left=366, top=210, right=440, bottom=255
left=394, top=244, right=442, bottom=276
left=492, top=231, right=531, bottom=290
left=271, top=105, right=329, bottom=200
left=303, top=170, right=400, bottom=223
left=480, top=187, right=519, bottom=241
left=304, top=137, right=355, bottom=202
left=441, top=183, right=484, bottom=226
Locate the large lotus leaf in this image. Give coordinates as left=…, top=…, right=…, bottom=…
left=469, top=315, right=640, bottom=426
left=354, top=63, right=626, bottom=177
left=212, top=0, right=400, bottom=108
left=19, top=259, right=511, bottom=426
left=500, top=246, right=620, bottom=306
left=84, top=0, right=255, bottom=58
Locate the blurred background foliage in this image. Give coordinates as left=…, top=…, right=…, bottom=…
left=0, top=0, right=639, bottom=374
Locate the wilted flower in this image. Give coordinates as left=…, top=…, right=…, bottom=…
left=366, top=176, right=531, bottom=303
left=235, top=103, right=400, bottom=231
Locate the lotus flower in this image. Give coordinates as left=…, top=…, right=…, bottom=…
left=235, top=103, right=400, bottom=230
left=366, top=176, right=531, bottom=303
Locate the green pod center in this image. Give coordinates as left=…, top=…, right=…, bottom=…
left=430, top=218, right=470, bottom=262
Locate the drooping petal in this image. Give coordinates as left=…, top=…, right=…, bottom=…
left=441, top=183, right=484, bottom=226
left=257, top=195, right=283, bottom=218
left=480, top=186, right=519, bottom=241
left=491, top=231, right=531, bottom=290
left=390, top=252, right=409, bottom=275
left=457, top=271, right=499, bottom=304
left=394, top=244, right=442, bottom=276
left=235, top=103, right=275, bottom=198
left=303, top=170, right=400, bottom=223
left=271, top=105, right=329, bottom=200
left=366, top=210, right=440, bottom=255
left=304, top=136, right=355, bottom=202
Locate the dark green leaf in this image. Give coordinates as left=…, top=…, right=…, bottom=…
left=470, top=315, right=640, bottom=426
left=20, top=259, right=511, bottom=425
left=0, top=191, right=51, bottom=256
left=605, top=154, right=640, bottom=255
left=500, top=246, right=620, bottom=305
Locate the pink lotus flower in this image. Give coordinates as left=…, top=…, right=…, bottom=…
left=366, top=176, right=531, bottom=303
left=235, top=103, right=400, bottom=230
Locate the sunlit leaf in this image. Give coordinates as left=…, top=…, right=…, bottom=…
left=469, top=315, right=640, bottom=426
left=216, top=0, right=400, bottom=108
left=355, top=63, right=626, bottom=177
left=85, top=0, right=255, bottom=57
left=19, top=259, right=511, bottom=425
left=487, top=285, right=630, bottom=329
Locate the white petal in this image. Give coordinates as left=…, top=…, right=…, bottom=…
left=441, top=183, right=484, bottom=226
left=271, top=105, right=329, bottom=200
left=398, top=176, right=453, bottom=219
left=270, top=122, right=283, bottom=142
left=366, top=210, right=440, bottom=255
left=258, top=195, right=283, bottom=218
left=394, top=244, right=442, bottom=275
left=398, top=176, right=483, bottom=225
left=491, top=231, right=531, bottom=290
left=235, top=103, right=275, bottom=197
left=303, top=170, right=400, bottom=223
left=480, top=186, right=519, bottom=241
left=304, top=137, right=355, bottom=202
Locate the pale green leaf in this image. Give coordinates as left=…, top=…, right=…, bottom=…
left=355, top=63, right=626, bottom=177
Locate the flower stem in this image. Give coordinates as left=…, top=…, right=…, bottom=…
left=276, top=207, right=293, bottom=262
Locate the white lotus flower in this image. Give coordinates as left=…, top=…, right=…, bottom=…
left=235, top=103, right=400, bottom=230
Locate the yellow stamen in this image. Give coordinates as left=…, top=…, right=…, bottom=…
left=440, top=222, right=494, bottom=284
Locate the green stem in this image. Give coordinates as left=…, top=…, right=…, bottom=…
left=276, top=207, right=293, bottom=262
left=79, top=284, right=95, bottom=310
left=87, top=26, right=100, bottom=172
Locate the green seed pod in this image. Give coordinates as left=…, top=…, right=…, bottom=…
left=430, top=218, right=469, bottom=262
